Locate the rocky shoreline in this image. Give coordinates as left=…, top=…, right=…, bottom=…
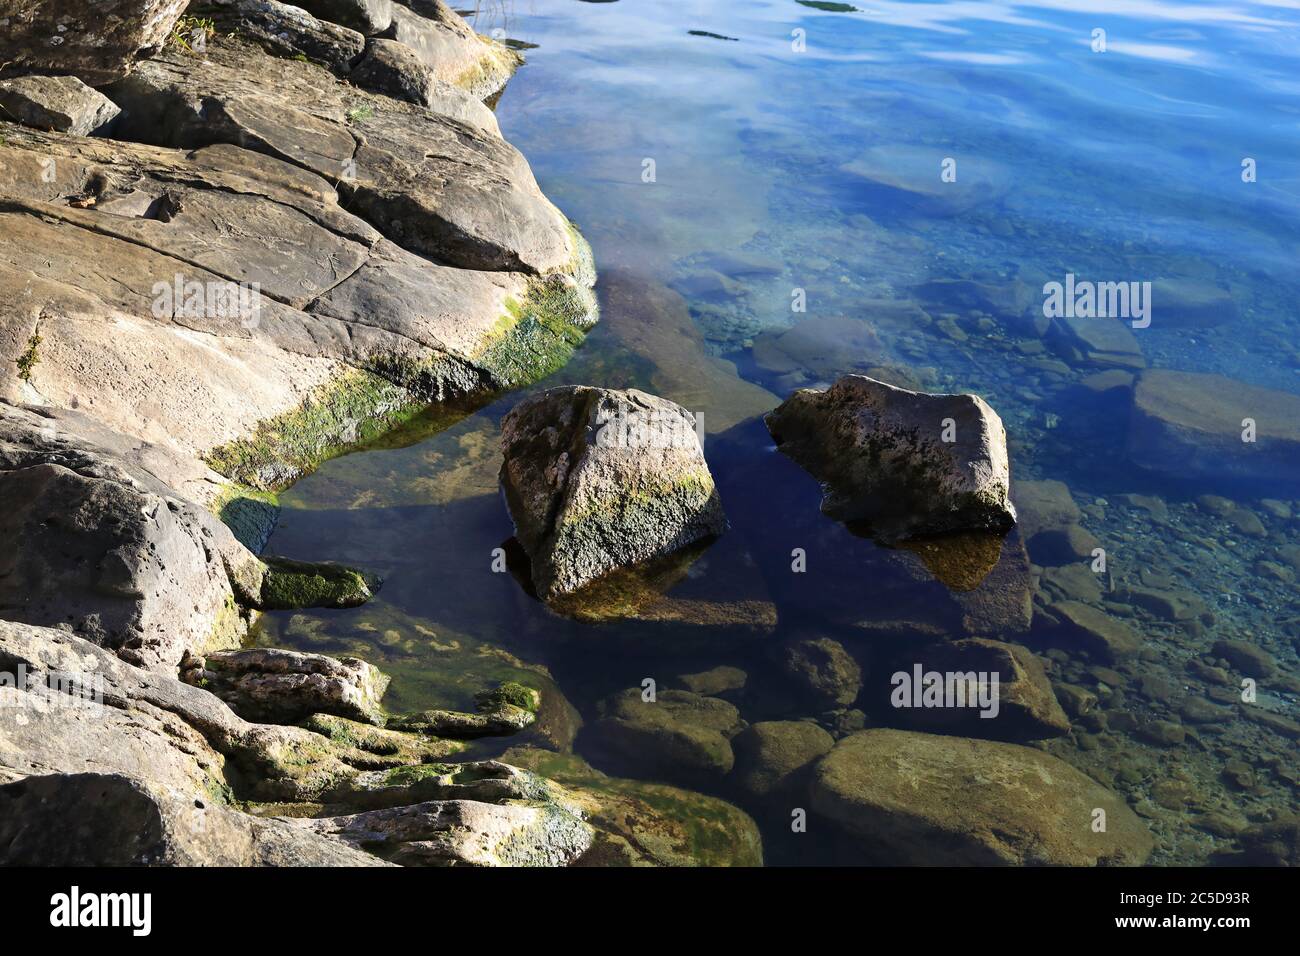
left=2, top=1, right=1293, bottom=870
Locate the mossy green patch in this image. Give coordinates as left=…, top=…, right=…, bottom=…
left=259, top=556, right=376, bottom=610
left=15, top=331, right=40, bottom=382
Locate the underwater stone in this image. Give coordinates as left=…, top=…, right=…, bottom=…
left=808, top=728, right=1154, bottom=865
left=1128, top=369, right=1300, bottom=482
left=765, top=374, right=1016, bottom=542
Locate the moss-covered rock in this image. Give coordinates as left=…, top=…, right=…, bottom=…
left=503, top=747, right=763, bottom=867
left=257, top=556, right=378, bottom=610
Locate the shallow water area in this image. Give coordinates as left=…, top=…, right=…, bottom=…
left=255, top=0, right=1300, bottom=865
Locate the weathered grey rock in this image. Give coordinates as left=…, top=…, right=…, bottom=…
left=1128, top=369, right=1300, bottom=482
left=105, top=38, right=585, bottom=276
left=731, top=721, right=834, bottom=800
left=0, top=75, right=121, bottom=136
left=349, top=36, right=445, bottom=108
left=500, top=386, right=726, bottom=602
left=0, top=619, right=452, bottom=804
left=0, top=0, right=190, bottom=85
left=809, top=729, right=1154, bottom=865
left=214, top=0, right=367, bottom=74
left=882, top=639, right=1070, bottom=741
left=0, top=621, right=598, bottom=866
left=502, top=747, right=764, bottom=866
left=585, top=688, right=742, bottom=783
left=0, top=403, right=377, bottom=669
left=766, top=375, right=1015, bottom=541
left=382, top=0, right=521, bottom=100
left=775, top=636, right=862, bottom=709
left=181, top=647, right=390, bottom=725
left=0, top=402, right=261, bottom=670
left=0, top=773, right=387, bottom=866
left=292, top=0, right=394, bottom=35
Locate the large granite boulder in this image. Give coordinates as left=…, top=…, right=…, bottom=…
left=0, top=75, right=121, bottom=136
left=809, top=729, right=1154, bottom=865
left=292, top=0, right=394, bottom=35
left=0, top=0, right=189, bottom=85
left=499, top=386, right=727, bottom=602
left=766, top=374, right=1016, bottom=541
left=213, top=0, right=368, bottom=74
left=1128, top=369, right=1300, bottom=483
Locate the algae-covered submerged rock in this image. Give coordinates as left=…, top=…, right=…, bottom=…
left=499, top=386, right=727, bottom=602
left=502, top=747, right=763, bottom=867
left=809, top=729, right=1154, bottom=865
left=765, top=374, right=1015, bottom=542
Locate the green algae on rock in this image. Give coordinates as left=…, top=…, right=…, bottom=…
left=499, top=385, right=727, bottom=603
left=502, top=747, right=764, bottom=867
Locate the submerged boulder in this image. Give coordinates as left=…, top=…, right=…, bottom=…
left=503, top=747, right=764, bottom=867
left=875, top=638, right=1070, bottom=742
left=584, top=688, right=743, bottom=784
left=765, top=375, right=1015, bottom=541
left=730, top=721, right=834, bottom=801
left=809, top=729, right=1153, bottom=865
left=1128, top=369, right=1300, bottom=483
left=499, top=386, right=727, bottom=603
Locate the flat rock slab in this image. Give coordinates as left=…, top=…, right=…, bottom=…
left=0, top=125, right=590, bottom=486
left=500, top=386, right=727, bottom=602
left=766, top=374, right=1016, bottom=541
left=809, top=728, right=1154, bottom=865
left=105, top=37, right=575, bottom=275
left=0, top=75, right=121, bottom=136
left=1128, top=368, right=1300, bottom=482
